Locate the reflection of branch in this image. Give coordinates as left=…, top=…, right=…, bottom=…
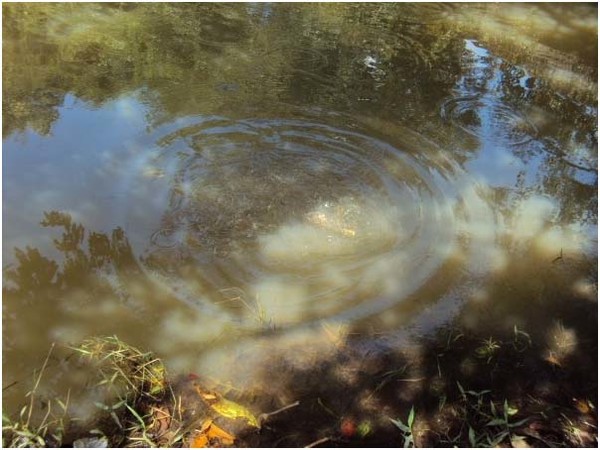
left=110, top=227, right=143, bottom=274
left=4, top=247, right=59, bottom=293
left=6, top=211, right=143, bottom=296
left=41, top=211, right=85, bottom=252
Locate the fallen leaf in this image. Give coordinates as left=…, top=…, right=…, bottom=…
left=190, top=434, right=209, bottom=448
left=205, top=421, right=235, bottom=445
left=193, top=382, right=259, bottom=428
left=574, top=398, right=591, bottom=414
left=149, top=405, right=171, bottom=436
left=188, top=419, right=236, bottom=448
left=510, top=435, right=530, bottom=448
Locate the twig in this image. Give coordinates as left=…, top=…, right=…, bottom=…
left=305, top=436, right=331, bottom=448
left=552, top=248, right=563, bottom=263
left=2, top=380, right=19, bottom=391
left=259, top=401, right=300, bottom=424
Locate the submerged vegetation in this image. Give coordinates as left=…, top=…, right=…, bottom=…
left=3, top=329, right=596, bottom=448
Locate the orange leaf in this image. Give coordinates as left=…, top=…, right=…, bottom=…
left=574, top=398, right=591, bottom=414
left=188, top=419, right=236, bottom=448
left=190, top=434, right=209, bottom=448
left=206, top=422, right=235, bottom=446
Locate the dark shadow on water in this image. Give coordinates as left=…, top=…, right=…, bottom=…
left=239, top=255, right=597, bottom=447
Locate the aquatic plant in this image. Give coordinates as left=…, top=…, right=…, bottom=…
left=389, top=406, right=416, bottom=448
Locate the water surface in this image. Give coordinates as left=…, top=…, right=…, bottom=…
left=3, top=3, right=597, bottom=417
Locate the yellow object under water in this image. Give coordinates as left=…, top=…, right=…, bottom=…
left=193, top=382, right=260, bottom=428
left=305, top=210, right=357, bottom=237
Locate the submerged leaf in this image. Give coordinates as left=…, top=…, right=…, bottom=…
left=210, top=397, right=259, bottom=427
left=190, top=434, right=209, bottom=448
left=206, top=422, right=235, bottom=444
left=193, top=382, right=259, bottom=428
left=189, top=419, right=235, bottom=448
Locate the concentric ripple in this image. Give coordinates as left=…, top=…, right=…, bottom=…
left=134, top=116, right=477, bottom=328
left=441, top=96, right=537, bottom=145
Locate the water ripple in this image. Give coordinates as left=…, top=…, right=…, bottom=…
left=441, top=96, right=538, bottom=145
left=130, top=115, right=494, bottom=328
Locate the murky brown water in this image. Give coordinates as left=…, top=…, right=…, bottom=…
left=3, top=3, right=597, bottom=419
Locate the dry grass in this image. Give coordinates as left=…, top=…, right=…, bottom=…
left=3, top=336, right=175, bottom=448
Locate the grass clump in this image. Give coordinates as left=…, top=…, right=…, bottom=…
left=71, top=335, right=167, bottom=402
left=3, top=337, right=176, bottom=448
left=69, top=336, right=184, bottom=447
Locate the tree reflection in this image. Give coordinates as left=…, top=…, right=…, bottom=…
left=3, top=4, right=595, bottom=217
left=3, top=3, right=596, bottom=199
left=2, top=210, right=249, bottom=408
left=4, top=211, right=132, bottom=297
left=3, top=212, right=141, bottom=396
left=3, top=5, right=597, bottom=443
left=4, top=247, right=59, bottom=300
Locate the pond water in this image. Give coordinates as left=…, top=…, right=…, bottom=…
left=3, top=3, right=597, bottom=419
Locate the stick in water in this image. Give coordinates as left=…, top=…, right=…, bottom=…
left=259, top=400, right=300, bottom=425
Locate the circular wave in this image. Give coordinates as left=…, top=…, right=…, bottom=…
left=133, top=116, right=479, bottom=328
left=394, top=3, right=461, bottom=24
left=441, top=96, right=537, bottom=145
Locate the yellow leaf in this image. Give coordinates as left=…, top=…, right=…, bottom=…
left=209, top=396, right=260, bottom=427
left=194, top=383, right=260, bottom=428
